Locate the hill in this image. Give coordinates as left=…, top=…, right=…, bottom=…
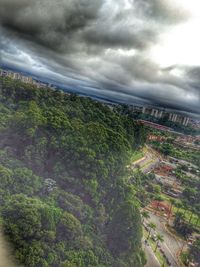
left=0, top=77, right=147, bottom=267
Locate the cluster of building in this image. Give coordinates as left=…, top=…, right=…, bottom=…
left=182, top=135, right=200, bottom=142
left=174, top=135, right=200, bottom=151
left=169, top=113, right=190, bottom=126
left=154, top=162, right=183, bottom=198
left=189, top=118, right=200, bottom=130
left=131, top=105, right=190, bottom=126
left=0, top=69, right=34, bottom=83
left=0, top=69, right=56, bottom=89
left=148, top=135, right=166, bottom=142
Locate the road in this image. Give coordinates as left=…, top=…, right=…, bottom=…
left=145, top=211, right=184, bottom=267
left=132, top=145, right=161, bottom=174
left=133, top=147, right=185, bottom=266
left=169, top=157, right=199, bottom=169
left=142, top=238, right=161, bottom=267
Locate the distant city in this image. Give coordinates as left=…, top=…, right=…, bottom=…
left=113, top=104, right=200, bottom=132
left=1, top=68, right=200, bottom=132
left=0, top=68, right=57, bottom=90
left=140, top=106, right=189, bottom=126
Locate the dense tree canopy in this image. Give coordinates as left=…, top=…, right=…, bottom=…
left=0, top=77, right=147, bottom=267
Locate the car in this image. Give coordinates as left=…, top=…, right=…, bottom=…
left=152, top=234, right=157, bottom=241
left=160, top=248, right=164, bottom=254
left=166, top=258, right=171, bottom=265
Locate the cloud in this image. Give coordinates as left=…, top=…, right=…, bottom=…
left=0, top=0, right=102, bottom=52
left=186, top=66, right=200, bottom=84
left=134, top=0, right=188, bottom=24
left=0, top=0, right=199, bottom=115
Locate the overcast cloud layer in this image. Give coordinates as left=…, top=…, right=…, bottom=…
left=0, top=0, right=200, bottom=115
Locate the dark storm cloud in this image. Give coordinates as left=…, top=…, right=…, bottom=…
left=0, top=0, right=187, bottom=52
left=135, top=0, right=188, bottom=24
left=0, top=0, right=199, bottom=115
left=186, top=66, right=200, bottom=85
left=0, top=0, right=102, bottom=52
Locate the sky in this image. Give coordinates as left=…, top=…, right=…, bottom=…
left=0, top=0, right=200, bottom=116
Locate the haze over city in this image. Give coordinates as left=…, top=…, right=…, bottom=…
left=0, top=0, right=200, bottom=115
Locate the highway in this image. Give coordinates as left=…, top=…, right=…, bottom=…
left=142, top=238, right=161, bottom=267
left=144, top=211, right=184, bottom=267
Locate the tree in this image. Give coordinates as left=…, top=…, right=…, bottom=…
left=107, top=199, right=143, bottom=266
left=2, top=195, right=60, bottom=266
left=168, top=198, right=176, bottom=221
left=174, top=200, right=182, bottom=213
left=0, top=76, right=148, bottom=267
left=57, top=211, right=82, bottom=242
left=44, top=106, right=71, bottom=130
left=11, top=101, right=46, bottom=137
left=147, top=222, right=156, bottom=239
left=0, top=164, right=13, bottom=188
left=174, top=212, right=184, bottom=228
left=174, top=212, right=193, bottom=238
left=188, top=207, right=195, bottom=224
left=183, top=187, right=197, bottom=205
left=194, top=204, right=200, bottom=227
left=141, top=210, right=150, bottom=223
left=189, top=238, right=200, bottom=265
left=152, top=184, right=161, bottom=194
left=155, top=234, right=164, bottom=252
left=181, top=200, right=188, bottom=216
left=1, top=194, right=83, bottom=267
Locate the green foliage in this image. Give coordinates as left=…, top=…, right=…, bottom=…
left=2, top=194, right=61, bottom=266
left=174, top=212, right=194, bottom=238
left=106, top=199, right=143, bottom=266
left=189, top=238, right=200, bottom=265
left=0, top=77, right=147, bottom=267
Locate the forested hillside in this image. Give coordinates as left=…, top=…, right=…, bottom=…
left=0, top=77, right=147, bottom=267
